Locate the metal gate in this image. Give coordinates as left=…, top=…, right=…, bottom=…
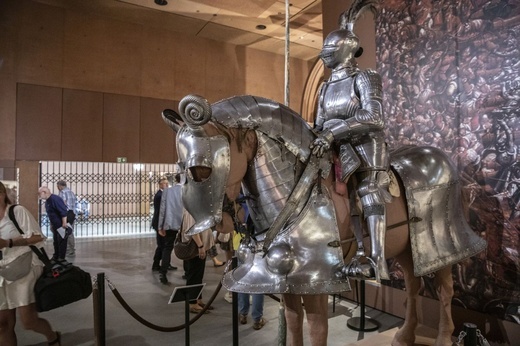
left=39, top=161, right=177, bottom=237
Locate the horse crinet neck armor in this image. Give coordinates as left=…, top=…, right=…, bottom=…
left=311, top=0, right=390, bottom=281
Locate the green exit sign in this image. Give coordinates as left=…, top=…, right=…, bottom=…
left=117, top=157, right=127, bottom=163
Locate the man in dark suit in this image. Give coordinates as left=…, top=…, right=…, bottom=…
left=38, top=186, right=70, bottom=262
left=151, top=177, right=177, bottom=276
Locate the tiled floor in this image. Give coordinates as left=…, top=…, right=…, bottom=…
left=17, top=234, right=405, bottom=346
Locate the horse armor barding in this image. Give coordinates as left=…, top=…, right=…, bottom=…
left=165, top=94, right=486, bottom=295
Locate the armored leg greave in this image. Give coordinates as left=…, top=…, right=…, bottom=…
left=358, top=171, right=390, bottom=282
left=366, top=212, right=389, bottom=281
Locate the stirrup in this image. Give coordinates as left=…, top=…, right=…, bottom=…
left=342, top=251, right=377, bottom=280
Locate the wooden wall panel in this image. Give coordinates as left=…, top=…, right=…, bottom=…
left=16, top=160, right=39, bottom=216
left=0, top=77, right=16, bottom=162
left=140, top=28, right=177, bottom=100
left=240, top=49, right=285, bottom=104
left=16, top=84, right=62, bottom=161
left=139, top=97, right=177, bottom=164
left=103, top=93, right=140, bottom=162
left=16, top=1, right=64, bottom=85
left=3, top=0, right=311, bottom=170
left=62, top=89, right=103, bottom=161
left=62, top=12, right=106, bottom=91
left=205, top=41, right=240, bottom=103
left=102, top=19, right=142, bottom=95
left=173, top=34, right=207, bottom=100
left=0, top=1, right=20, bottom=77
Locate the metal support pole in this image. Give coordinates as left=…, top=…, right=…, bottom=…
left=185, top=294, right=191, bottom=346
left=278, top=298, right=287, bottom=346
left=284, top=0, right=290, bottom=107
left=463, top=323, right=478, bottom=346
left=346, top=280, right=379, bottom=332
left=231, top=256, right=239, bottom=346
left=96, top=273, right=106, bottom=346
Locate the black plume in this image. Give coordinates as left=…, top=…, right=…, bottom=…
left=339, top=0, right=379, bottom=30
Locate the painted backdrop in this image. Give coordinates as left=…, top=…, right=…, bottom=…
left=377, top=0, right=520, bottom=325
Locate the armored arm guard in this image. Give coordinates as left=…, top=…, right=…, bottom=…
left=324, top=70, right=384, bottom=141
left=314, top=83, right=326, bottom=131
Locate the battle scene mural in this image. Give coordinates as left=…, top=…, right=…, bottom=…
left=376, top=0, right=520, bottom=327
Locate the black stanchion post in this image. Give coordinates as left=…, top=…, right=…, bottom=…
left=96, top=273, right=106, bottom=346
left=231, top=256, right=238, bottom=346
left=463, top=323, right=477, bottom=346
left=168, top=284, right=204, bottom=345
left=185, top=294, right=190, bottom=346
left=346, top=279, right=379, bottom=332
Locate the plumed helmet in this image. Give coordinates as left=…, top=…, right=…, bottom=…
left=320, top=0, right=379, bottom=69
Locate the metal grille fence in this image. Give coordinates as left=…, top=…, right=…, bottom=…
left=39, top=161, right=177, bottom=238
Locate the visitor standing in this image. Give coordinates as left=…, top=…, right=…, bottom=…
left=0, top=182, right=61, bottom=345
left=38, top=186, right=70, bottom=262
left=57, top=180, right=77, bottom=256
left=151, top=177, right=177, bottom=273
left=157, top=174, right=182, bottom=284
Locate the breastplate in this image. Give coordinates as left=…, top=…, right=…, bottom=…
left=321, top=77, right=360, bottom=121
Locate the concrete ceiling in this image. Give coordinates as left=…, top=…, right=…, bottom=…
left=116, top=0, right=323, bottom=61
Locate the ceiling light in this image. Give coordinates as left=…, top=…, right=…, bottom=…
left=256, top=25, right=266, bottom=30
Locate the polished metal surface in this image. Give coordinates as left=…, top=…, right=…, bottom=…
left=174, top=95, right=347, bottom=294
left=223, top=186, right=350, bottom=294
left=171, top=91, right=486, bottom=293
left=211, top=95, right=314, bottom=164
left=242, top=132, right=309, bottom=234
left=390, top=146, right=488, bottom=276
left=312, top=1, right=389, bottom=281
left=176, top=126, right=230, bottom=235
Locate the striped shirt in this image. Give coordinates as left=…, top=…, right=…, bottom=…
left=59, top=187, right=77, bottom=213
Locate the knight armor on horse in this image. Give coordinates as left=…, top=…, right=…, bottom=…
left=310, top=0, right=391, bottom=281
left=163, top=0, right=488, bottom=342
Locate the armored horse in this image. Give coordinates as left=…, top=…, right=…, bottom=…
left=163, top=94, right=487, bottom=346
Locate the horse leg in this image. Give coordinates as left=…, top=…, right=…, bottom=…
left=392, top=251, right=420, bottom=346
left=433, top=265, right=455, bottom=346
left=302, top=294, right=328, bottom=346
left=283, top=294, right=305, bottom=346
left=283, top=294, right=328, bottom=346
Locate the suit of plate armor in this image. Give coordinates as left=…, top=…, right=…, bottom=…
left=310, top=0, right=390, bottom=281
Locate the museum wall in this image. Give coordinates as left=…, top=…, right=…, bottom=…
left=0, top=0, right=313, bottom=184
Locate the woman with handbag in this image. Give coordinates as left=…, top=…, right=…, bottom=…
left=180, top=210, right=215, bottom=314
left=0, top=182, right=61, bottom=345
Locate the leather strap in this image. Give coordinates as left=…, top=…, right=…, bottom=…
left=8, top=205, right=52, bottom=267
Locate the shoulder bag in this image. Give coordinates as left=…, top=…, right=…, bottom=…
left=173, top=231, right=198, bottom=260
left=8, top=205, right=93, bottom=312
left=0, top=251, right=33, bottom=281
